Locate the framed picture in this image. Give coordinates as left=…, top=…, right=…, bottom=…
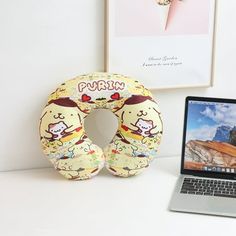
left=105, top=0, right=216, bottom=90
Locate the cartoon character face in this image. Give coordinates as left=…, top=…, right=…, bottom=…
left=115, top=95, right=163, bottom=135
left=135, top=118, right=154, bottom=137
left=48, top=121, right=68, bottom=140
left=40, top=98, right=87, bottom=139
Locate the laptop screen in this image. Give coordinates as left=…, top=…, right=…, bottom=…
left=183, top=98, right=236, bottom=175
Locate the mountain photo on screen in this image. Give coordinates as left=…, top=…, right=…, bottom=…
left=185, top=102, right=236, bottom=171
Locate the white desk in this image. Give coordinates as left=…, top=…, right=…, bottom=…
left=0, top=156, right=235, bottom=236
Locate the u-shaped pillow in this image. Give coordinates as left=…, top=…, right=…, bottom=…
left=39, top=73, right=163, bottom=180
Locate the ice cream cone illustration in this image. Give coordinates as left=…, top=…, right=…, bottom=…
left=155, top=0, right=172, bottom=30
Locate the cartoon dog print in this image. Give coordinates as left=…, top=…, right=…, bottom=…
left=68, top=139, right=103, bottom=157
left=40, top=98, right=88, bottom=140
left=54, top=155, right=104, bottom=180
left=41, top=138, right=63, bottom=155
left=110, top=97, right=128, bottom=112
left=48, top=82, right=69, bottom=101
left=142, top=136, right=159, bottom=149
left=105, top=153, right=151, bottom=177
left=48, top=79, right=81, bottom=101
left=128, top=82, right=152, bottom=97
left=113, top=138, right=138, bottom=156
left=115, top=95, right=163, bottom=137
left=55, top=157, right=91, bottom=180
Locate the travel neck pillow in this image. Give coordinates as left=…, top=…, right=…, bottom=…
left=39, top=73, right=163, bottom=180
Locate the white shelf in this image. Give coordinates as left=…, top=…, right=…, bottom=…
left=0, top=156, right=235, bottom=236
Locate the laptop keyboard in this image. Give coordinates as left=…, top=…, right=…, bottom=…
left=181, top=177, right=236, bottom=198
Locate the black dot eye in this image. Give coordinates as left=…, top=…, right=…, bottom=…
left=129, top=111, right=131, bottom=114
left=49, top=111, right=52, bottom=113
left=148, top=107, right=151, bottom=110
left=71, top=114, right=73, bottom=116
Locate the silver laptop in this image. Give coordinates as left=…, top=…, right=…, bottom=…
left=169, top=96, right=236, bottom=217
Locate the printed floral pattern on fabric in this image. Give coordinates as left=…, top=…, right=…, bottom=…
left=39, top=73, right=163, bottom=180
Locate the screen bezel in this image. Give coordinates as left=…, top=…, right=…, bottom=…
left=181, top=96, right=236, bottom=180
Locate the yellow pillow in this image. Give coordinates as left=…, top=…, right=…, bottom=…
left=39, top=73, right=163, bottom=180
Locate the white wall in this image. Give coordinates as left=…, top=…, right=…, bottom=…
left=0, top=0, right=236, bottom=171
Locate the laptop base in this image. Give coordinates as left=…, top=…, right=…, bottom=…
left=169, top=175, right=236, bottom=218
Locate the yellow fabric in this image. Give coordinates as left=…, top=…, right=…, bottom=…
left=39, top=72, right=163, bottom=180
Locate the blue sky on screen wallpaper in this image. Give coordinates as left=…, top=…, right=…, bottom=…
left=186, top=102, right=236, bottom=142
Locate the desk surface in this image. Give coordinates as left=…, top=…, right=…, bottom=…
left=0, top=156, right=235, bottom=236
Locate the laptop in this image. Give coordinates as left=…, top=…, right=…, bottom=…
left=169, top=96, right=236, bottom=217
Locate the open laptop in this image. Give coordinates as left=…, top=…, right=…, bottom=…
left=169, top=96, right=236, bottom=217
